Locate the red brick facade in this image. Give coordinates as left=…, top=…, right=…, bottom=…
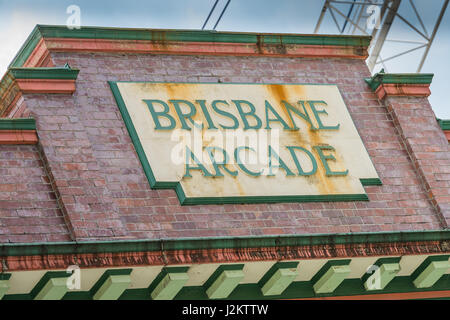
left=0, top=144, right=70, bottom=242
left=0, top=50, right=443, bottom=242
left=0, top=27, right=449, bottom=301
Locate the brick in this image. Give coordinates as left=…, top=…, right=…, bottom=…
left=3, top=51, right=445, bottom=243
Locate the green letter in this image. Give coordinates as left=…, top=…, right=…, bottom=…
left=265, top=101, right=291, bottom=130
left=184, top=146, right=213, bottom=177
left=232, top=100, right=262, bottom=130
left=205, top=147, right=238, bottom=177
left=170, top=99, right=202, bottom=130
left=212, top=100, right=239, bottom=129
left=282, top=100, right=317, bottom=131
left=313, top=145, right=348, bottom=176
left=196, top=100, right=218, bottom=130
left=308, top=100, right=340, bottom=130
left=234, top=146, right=262, bottom=176
left=268, top=146, right=295, bottom=176
left=286, top=146, right=317, bottom=176
left=143, top=99, right=176, bottom=130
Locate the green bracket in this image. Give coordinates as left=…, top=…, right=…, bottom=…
left=30, top=271, right=70, bottom=300
left=204, top=264, right=245, bottom=299
left=149, top=266, right=189, bottom=300
left=259, top=261, right=299, bottom=296
left=412, top=255, right=450, bottom=288
left=362, top=257, right=401, bottom=291
left=312, top=260, right=351, bottom=294
left=0, top=274, right=11, bottom=299
left=90, top=269, right=132, bottom=300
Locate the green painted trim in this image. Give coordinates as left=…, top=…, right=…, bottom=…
left=373, top=257, right=402, bottom=266
left=89, top=268, right=132, bottom=299
left=148, top=266, right=190, bottom=296
left=93, top=275, right=131, bottom=300
left=360, top=257, right=402, bottom=286
left=203, top=264, right=245, bottom=290
left=410, top=255, right=450, bottom=285
left=258, top=261, right=299, bottom=288
left=0, top=118, right=36, bottom=130
left=259, top=261, right=299, bottom=296
left=365, top=71, right=434, bottom=92
left=38, top=24, right=370, bottom=49
left=29, top=271, right=69, bottom=300
left=149, top=266, right=190, bottom=300
left=0, top=274, right=11, bottom=300
left=125, top=274, right=450, bottom=300
left=360, top=178, right=383, bottom=186
left=0, top=230, right=449, bottom=257
left=204, top=264, right=245, bottom=299
left=9, top=67, right=79, bottom=80
left=34, top=25, right=370, bottom=46
left=0, top=66, right=79, bottom=107
left=311, top=259, right=352, bottom=288
left=3, top=274, right=450, bottom=300
left=179, top=193, right=369, bottom=205
left=9, top=25, right=43, bottom=68
left=0, top=274, right=11, bottom=281
left=360, top=256, right=402, bottom=285
left=361, top=257, right=401, bottom=290
left=5, top=25, right=370, bottom=76
left=437, top=119, right=450, bottom=131
left=113, top=80, right=339, bottom=86
left=109, top=81, right=372, bottom=205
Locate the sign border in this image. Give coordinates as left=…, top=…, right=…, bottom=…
left=109, top=81, right=380, bottom=205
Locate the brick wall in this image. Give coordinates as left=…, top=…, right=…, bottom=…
left=0, top=144, right=70, bottom=242
left=383, top=95, right=450, bottom=228
left=18, top=52, right=445, bottom=241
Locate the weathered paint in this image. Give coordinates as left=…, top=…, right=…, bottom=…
left=364, top=262, right=401, bottom=291
left=0, top=279, right=10, bottom=299
left=375, top=83, right=431, bottom=100
left=34, top=277, right=69, bottom=300
left=150, top=272, right=189, bottom=300
left=413, top=260, right=450, bottom=288
left=14, top=79, right=76, bottom=94
left=92, top=274, right=131, bottom=300
left=23, top=38, right=54, bottom=68
left=261, top=268, right=298, bottom=296
left=42, top=38, right=368, bottom=59
left=205, top=269, right=245, bottom=299
left=313, top=264, right=351, bottom=294
left=112, top=82, right=380, bottom=204
left=0, top=130, right=38, bottom=145
left=1, top=239, right=449, bottom=272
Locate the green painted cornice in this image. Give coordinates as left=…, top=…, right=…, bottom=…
left=9, top=24, right=371, bottom=69
left=9, top=66, right=79, bottom=80
left=0, top=65, right=79, bottom=111
left=437, top=119, right=450, bottom=130
left=0, top=118, right=36, bottom=130
left=365, top=70, right=434, bottom=91
left=0, top=230, right=448, bottom=257
left=9, top=25, right=43, bottom=69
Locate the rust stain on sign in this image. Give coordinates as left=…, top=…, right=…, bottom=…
left=113, top=82, right=380, bottom=204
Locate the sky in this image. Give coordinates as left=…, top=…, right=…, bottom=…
left=0, top=0, right=448, bottom=117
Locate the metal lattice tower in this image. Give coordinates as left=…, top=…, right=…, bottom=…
left=314, top=0, right=449, bottom=73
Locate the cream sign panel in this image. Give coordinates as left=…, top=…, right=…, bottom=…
left=110, top=82, right=380, bottom=205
